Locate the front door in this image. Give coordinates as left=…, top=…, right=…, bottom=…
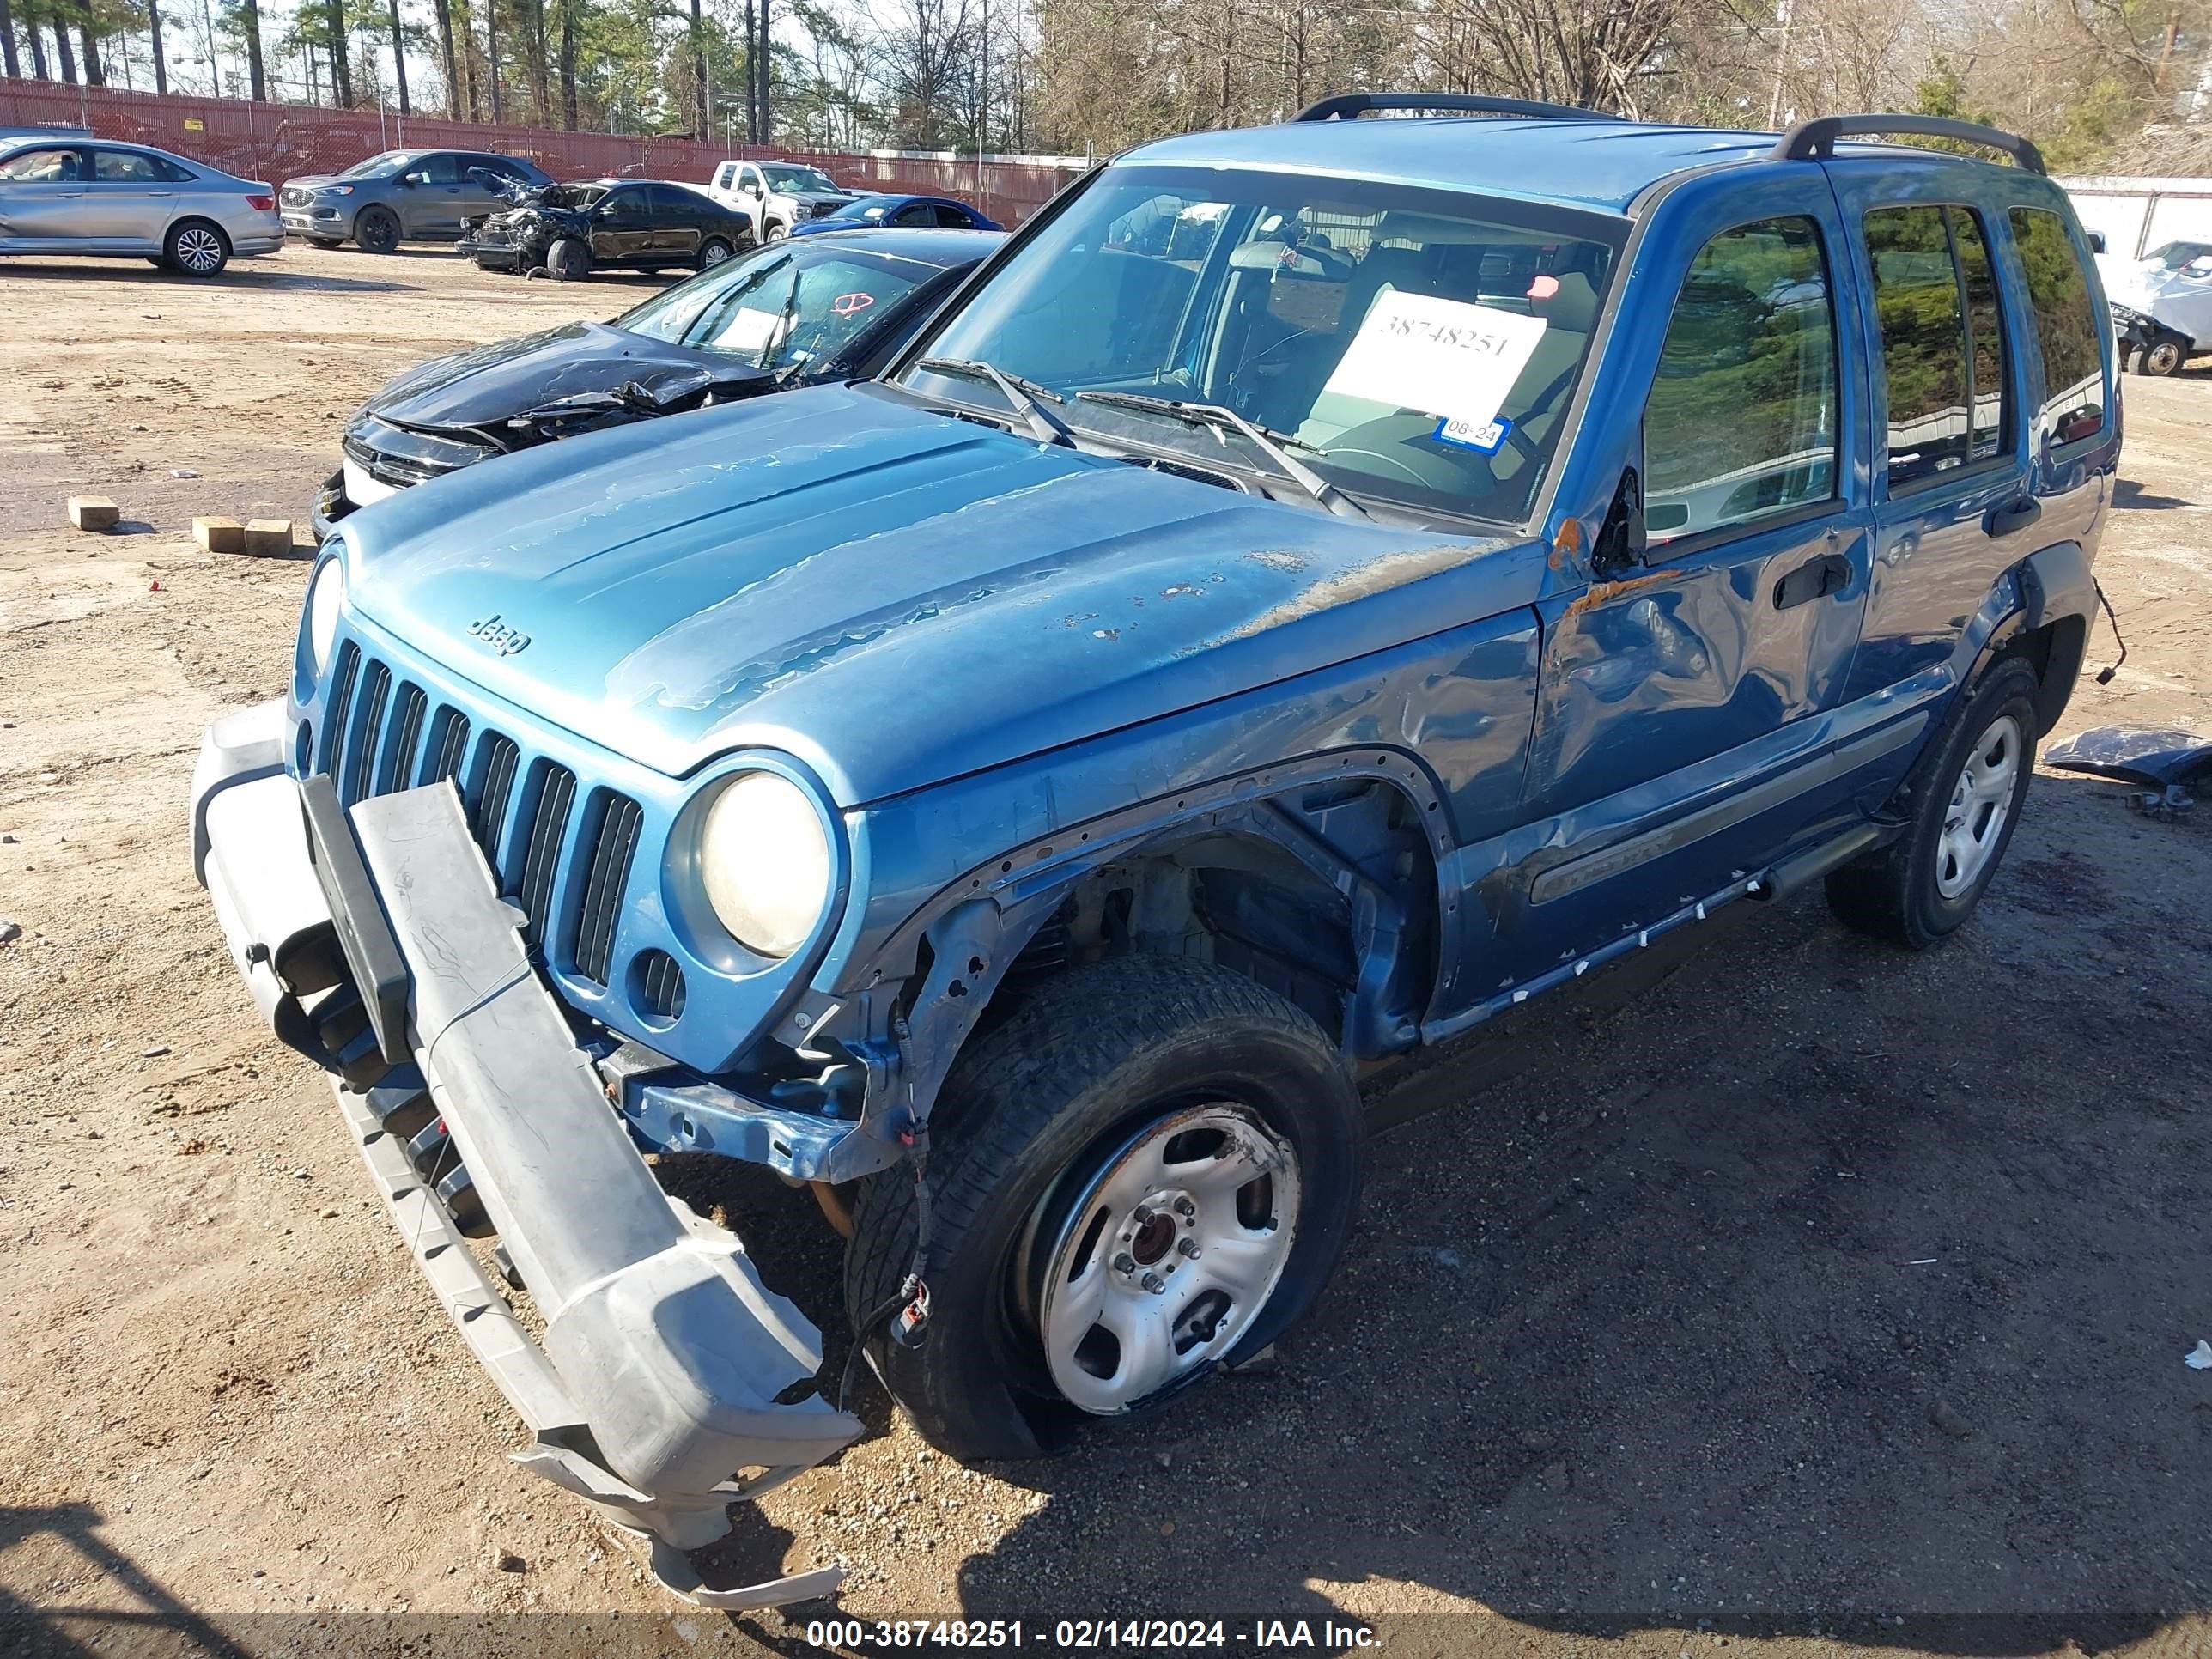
left=590, top=187, right=654, bottom=263
left=404, top=152, right=467, bottom=236
left=1510, top=179, right=1877, bottom=981
left=0, top=145, right=91, bottom=245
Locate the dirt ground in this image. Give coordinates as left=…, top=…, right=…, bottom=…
left=2, top=247, right=2209, bottom=1659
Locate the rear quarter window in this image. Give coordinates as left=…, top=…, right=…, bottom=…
left=2008, top=207, right=2108, bottom=446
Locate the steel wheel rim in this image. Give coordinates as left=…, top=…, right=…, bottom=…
left=1936, top=711, right=2021, bottom=898
left=2148, top=342, right=2181, bottom=374
left=1032, top=1102, right=1300, bottom=1415
left=701, top=241, right=731, bottom=266
left=176, top=227, right=222, bottom=272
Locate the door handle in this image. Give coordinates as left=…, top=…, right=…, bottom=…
left=1984, top=495, right=2042, bottom=538
left=1773, top=552, right=1852, bottom=610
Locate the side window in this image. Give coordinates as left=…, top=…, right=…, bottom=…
left=933, top=204, right=974, bottom=228
left=1643, top=216, right=1839, bottom=543
left=1864, top=205, right=2008, bottom=489
left=415, top=154, right=460, bottom=185
left=890, top=201, right=935, bottom=227
left=94, top=149, right=162, bottom=182
left=599, top=187, right=647, bottom=220
left=2008, top=207, right=2108, bottom=445
left=155, top=155, right=198, bottom=182
left=0, top=147, right=85, bottom=182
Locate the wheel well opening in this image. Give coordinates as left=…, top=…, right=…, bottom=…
left=983, top=778, right=1439, bottom=1055
left=1998, top=612, right=2087, bottom=734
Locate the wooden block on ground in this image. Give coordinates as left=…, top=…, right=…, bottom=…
left=68, top=496, right=119, bottom=532
left=193, top=516, right=244, bottom=554
left=242, top=519, right=295, bottom=557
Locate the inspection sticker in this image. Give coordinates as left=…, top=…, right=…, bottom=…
left=1435, top=414, right=1512, bottom=453
left=1323, top=291, right=1547, bottom=434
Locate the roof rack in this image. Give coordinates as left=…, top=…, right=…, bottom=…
left=1771, top=115, right=2045, bottom=174
left=1295, top=92, right=1623, bottom=125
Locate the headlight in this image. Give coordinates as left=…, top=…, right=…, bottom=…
left=305, top=558, right=345, bottom=673
left=322, top=184, right=356, bottom=197
left=699, top=771, right=831, bottom=957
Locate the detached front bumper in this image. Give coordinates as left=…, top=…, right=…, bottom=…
left=189, top=702, right=862, bottom=1606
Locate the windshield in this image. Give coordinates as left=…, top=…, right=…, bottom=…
left=617, top=240, right=943, bottom=371
left=823, top=196, right=891, bottom=223
left=765, top=164, right=839, bottom=194
left=900, top=167, right=1621, bottom=525
left=2146, top=240, right=2212, bottom=270
left=337, top=151, right=416, bottom=180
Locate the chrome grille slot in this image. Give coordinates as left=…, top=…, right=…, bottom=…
left=427, top=708, right=470, bottom=785
left=471, top=732, right=520, bottom=865
left=384, top=683, right=428, bottom=792
left=343, top=659, right=392, bottom=805
left=317, top=642, right=359, bottom=775
left=513, top=761, right=576, bottom=943
left=571, top=793, right=642, bottom=986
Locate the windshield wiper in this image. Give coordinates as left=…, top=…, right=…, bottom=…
left=914, top=356, right=1076, bottom=447
left=1074, top=390, right=1369, bottom=520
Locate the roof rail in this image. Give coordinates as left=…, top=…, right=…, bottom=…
left=1295, top=92, right=1623, bottom=125
left=1771, top=115, right=2045, bottom=174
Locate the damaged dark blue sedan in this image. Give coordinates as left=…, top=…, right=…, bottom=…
left=190, top=95, right=2118, bottom=1606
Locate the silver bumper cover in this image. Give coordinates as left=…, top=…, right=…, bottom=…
left=190, top=701, right=862, bottom=1607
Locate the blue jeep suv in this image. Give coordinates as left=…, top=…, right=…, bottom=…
left=189, top=96, right=2116, bottom=1602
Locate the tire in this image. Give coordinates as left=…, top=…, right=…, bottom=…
left=2136, top=337, right=2186, bottom=376
left=307, top=236, right=343, bottom=250
left=696, top=236, right=735, bottom=271
left=1826, top=657, right=2039, bottom=949
left=146, top=255, right=170, bottom=268
left=845, top=956, right=1363, bottom=1461
left=354, top=205, right=400, bottom=254
left=764, top=221, right=788, bottom=242
left=164, top=218, right=229, bottom=277
left=545, top=237, right=591, bottom=282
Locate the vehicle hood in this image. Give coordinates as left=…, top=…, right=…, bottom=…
left=360, top=321, right=765, bottom=431
left=783, top=189, right=855, bottom=205
left=338, top=382, right=1531, bottom=805
left=2106, top=263, right=2212, bottom=338
left=283, top=173, right=348, bottom=193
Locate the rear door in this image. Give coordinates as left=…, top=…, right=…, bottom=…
left=454, top=155, right=512, bottom=227
left=648, top=185, right=703, bottom=260
left=1822, top=175, right=2039, bottom=705
left=0, top=145, right=92, bottom=245
left=2001, top=204, right=2118, bottom=562
left=84, top=147, right=177, bottom=247
left=1514, top=177, right=1878, bottom=977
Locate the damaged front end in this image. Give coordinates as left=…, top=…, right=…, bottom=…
left=189, top=702, right=863, bottom=1608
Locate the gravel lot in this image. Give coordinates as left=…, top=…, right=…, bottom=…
left=1, top=247, right=2209, bottom=1659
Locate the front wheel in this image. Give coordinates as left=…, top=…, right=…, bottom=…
left=164, top=218, right=229, bottom=276
left=1826, top=657, right=2039, bottom=949
left=354, top=205, right=400, bottom=254
left=764, top=221, right=788, bottom=242
left=2136, top=336, right=2187, bottom=376
left=545, top=236, right=591, bottom=282
left=845, top=956, right=1362, bottom=1460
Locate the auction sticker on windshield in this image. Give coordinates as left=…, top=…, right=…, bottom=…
left=1324, top=292, right=1547, bottom=433
left=713, top=307, right=785, bottom=353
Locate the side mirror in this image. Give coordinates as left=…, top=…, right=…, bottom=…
left=2087, top=230, right=2107, bottom=254
left=400, top=171, right=425, bottom=187
left=1593, top=466, right=1647, bottom=573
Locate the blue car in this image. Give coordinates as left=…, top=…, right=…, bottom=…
left=190, top=94, right=2115, bottom=1601
left=787, top=191, right=1003, bottom=235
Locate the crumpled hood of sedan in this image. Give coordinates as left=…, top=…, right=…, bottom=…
left=359, top=320, right=758, bottom=432
left=338, top=381, right=1521, bottom=805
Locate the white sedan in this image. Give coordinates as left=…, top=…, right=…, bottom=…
left=0, top=136, right=283, bottom=276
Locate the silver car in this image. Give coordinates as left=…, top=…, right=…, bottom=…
left=0, top=137, right=283, bottom=276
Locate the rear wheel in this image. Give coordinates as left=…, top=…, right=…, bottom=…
left=164, top=218, right=229, bottom=277
left=354, top=206, right=400, bottom=254
left=696, top=236, right=735, bottom=271
left=845, top=956, right=1362, bottom=1460
left=1826, top=657, right=2039, bottom=949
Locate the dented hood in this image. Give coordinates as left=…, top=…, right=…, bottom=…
left=340, top=382, right=1525, bottom=804
left=361, top=320, right=762, bottom=432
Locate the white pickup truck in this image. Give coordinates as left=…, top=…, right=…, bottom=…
left=705, top=159, right=857, bottom=243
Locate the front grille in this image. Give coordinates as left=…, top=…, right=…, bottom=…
left=281, top=186, right=312, bottom=208
left=313, top=648, right=643, bottom=976
left=634, top=950, right=687, bottom=1021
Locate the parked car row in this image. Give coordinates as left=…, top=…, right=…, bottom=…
left=0, top=130, right=1001, bottom=283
